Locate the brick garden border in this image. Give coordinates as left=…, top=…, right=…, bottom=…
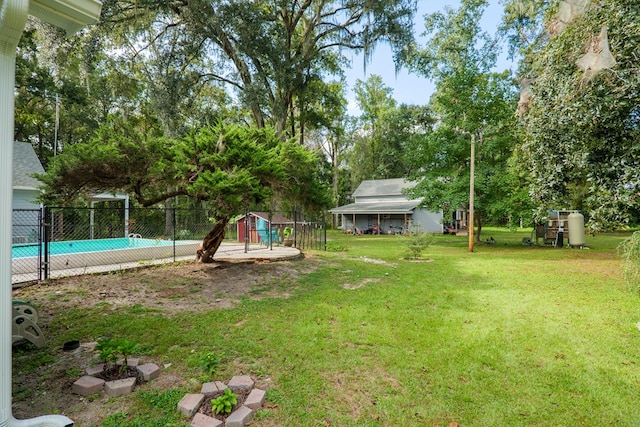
left=72, top=357, right=160, bottom=397
left=71, top=354, right=265, bottom=427
left=179, top=375, right=266, bottom=427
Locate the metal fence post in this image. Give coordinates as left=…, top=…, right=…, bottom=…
left=323, top=219, right=327, bottom=251
left=268, top=211, right=273, bottom=250
left=41, top=206, right=50, bottom=281
left=244, top=208, right=249, bottom=253
left=172, top=206, right=177, bottom=261
left=293, top=210, right=298, bottom=249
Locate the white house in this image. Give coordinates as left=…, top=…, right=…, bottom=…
left=12, top=142, right=132, bottom=241
left=12, top=141, right=44, bottom=210
left=12, top=142, right=44, bottom=243
left=330, top=178, right=443, bottom=234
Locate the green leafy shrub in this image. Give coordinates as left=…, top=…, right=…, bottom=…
left=96, top=337, right=141, bottom=370
left=115, top=338, right=141, bottom=366
left=211, top=388, right=237, bottom=415
left=176, top=229, right=193, bottom=240
left=199, top=351, right=220, bottom=376
left=96, top=338, right=118, bottom=369
left=619, top=231, right=640, bottom=295
left=402, top=230, right=435, bottom=260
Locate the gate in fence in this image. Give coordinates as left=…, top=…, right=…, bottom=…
left=12, top=209, right=43, bottom=284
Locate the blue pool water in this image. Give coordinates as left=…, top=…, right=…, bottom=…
left=12, top=237, right=176, bottom=259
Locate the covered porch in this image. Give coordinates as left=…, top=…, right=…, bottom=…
left=329, top=201, right=419, bottom=235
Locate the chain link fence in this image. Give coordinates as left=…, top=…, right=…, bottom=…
left=12, top=206, right=325, bottom=285
left=12, top=209, right=42, bottom=284
left=235, top=210, right=326, bottom=251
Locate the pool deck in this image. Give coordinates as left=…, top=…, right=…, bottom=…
left=214, top=242, right=302, bottom=261
left=11, top=242, right=301, bottom=285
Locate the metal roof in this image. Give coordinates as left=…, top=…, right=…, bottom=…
left=238, top=211, right=295, bottom=224
left=13, top=142, right=45, bottom=189
left=329, top=200, right=420, bottom=215
left=353, top=178, right=415, bottom=198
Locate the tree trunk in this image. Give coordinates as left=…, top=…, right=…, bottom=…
left=475, top=215, right=482, bottom=243
left=197, top=218, right=228, bottom=263
left=165, top=196, right=174, bottom=237
left=332, top=146, right=339, bottom=229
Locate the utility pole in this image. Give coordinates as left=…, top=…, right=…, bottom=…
left=468, top=133, right=475, bottom=253
left=456, top=121, right=477, bottom=253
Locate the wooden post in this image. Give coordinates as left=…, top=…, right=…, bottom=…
left=468, top=133, right=475, bottom=252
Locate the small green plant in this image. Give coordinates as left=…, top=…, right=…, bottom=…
left=619, top=231, right=640, bottom=294
left=116, top=338, right=141, bottom=366
left=96, top=338, right=118, bottom=369
left=199, top=351, right=220, bottom=376
left=402, top=228, right=435, bottom=260
left=211, top=388, right=237, bottom=415
left=65, top=367, right=84, bottom=378
left=96, top=337, right=141, bottom=370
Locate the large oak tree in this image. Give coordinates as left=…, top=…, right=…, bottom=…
left=98, top=0, right=417, bottom=140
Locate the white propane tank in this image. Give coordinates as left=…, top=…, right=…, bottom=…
left=568, top=212, right=586, bottom=247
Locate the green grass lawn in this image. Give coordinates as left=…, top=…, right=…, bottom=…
left=17, top=227, right=640, bottom=426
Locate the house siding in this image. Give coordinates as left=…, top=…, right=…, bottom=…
left=12, top=189, right=41, bottom=242
left=412, top=208, right=443, bottom=233
left=12, top=189, right=40, bottom=210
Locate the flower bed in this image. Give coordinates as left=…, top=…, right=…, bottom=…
left=178, top=375, right=266, bottom=427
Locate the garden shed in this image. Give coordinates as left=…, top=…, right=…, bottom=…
left=236, top=212, right=294, bottom=244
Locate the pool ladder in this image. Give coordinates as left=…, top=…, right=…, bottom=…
left=128, top=233, right=142, bottom=246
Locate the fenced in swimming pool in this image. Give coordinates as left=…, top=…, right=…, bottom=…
left=11, top=206, right=216, bottom=284
left=12, top=236, right=200, bottom=271
left=12, top=237, right=179, bottom=259
left=12, top=206, right=326, bottom=284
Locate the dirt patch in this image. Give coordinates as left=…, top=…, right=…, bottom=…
left=342, top=278, right=382, bottom=290
left=93, top=365, right=142, bottom=384
left=355, top=256, right=397, bottom=267
left=11, top=256, right=320, bottom=425
left=14, top=258, right=319, bottom=316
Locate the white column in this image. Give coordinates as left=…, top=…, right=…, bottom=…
left=2, top=2, right=76, bottom=425
left=1, top=1, right=29, bottom=423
